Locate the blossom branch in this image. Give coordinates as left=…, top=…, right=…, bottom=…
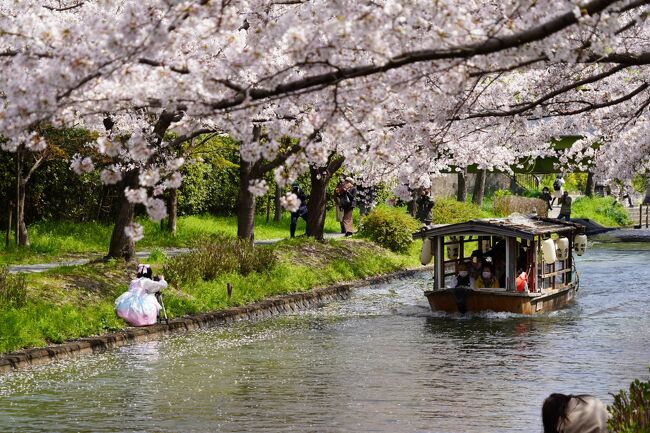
left=208, top=0, right=625, bottom=111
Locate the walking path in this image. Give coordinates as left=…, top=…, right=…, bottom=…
left=7, top=233, right=345, bottom=274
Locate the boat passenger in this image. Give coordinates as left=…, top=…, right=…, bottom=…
left=475, top=264, right=499, bottom=289
left=469, top=251, right=483, bottom=280
left=492, top=255, right=507, bottom=287
left=515, top=270, right=529, bottom=293
left=453, top=261, right=474, bottom=288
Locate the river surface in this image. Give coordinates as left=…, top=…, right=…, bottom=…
left=1, top=243, right=649, bottom=433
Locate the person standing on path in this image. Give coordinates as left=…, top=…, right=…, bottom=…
left=336, top=177, right=356, bottom=237
left=289, top=181, right=309, bottom=238
left=334, top=178, right=346, bottom=233
left=541, top=187, right=553, bottom=212
left=415, top=187, right=434, bottom=225
left=551, top=175, right=565, bottom=206
left=557, top=191, right=572, bottom=220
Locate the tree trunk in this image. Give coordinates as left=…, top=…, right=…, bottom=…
left=15, top=152, right=29, bottom=246
left=274, top=182, right=282, bottom=222
left=167, top=188, right=177, bottom=236
left=306, top=156, right=344, bottom=240
left=457, top=168, right=468, bottom=202
left=644, top=176, right=650, bottom=205
left=237, top=158, right=256, bottom=241
left=236, top=125, right=262, bottom=241
left=266, top=193, right=271, bottom=223
left=15, top=155, right=19, bottom=245
left=17, top=180, right=29, bottom=246
left=472, top=169, right=487, bottom=207
left=306, top=168, right=330, bottom=240
left=585, top=171, right=595, bottom=197
left=5, top=201, right=13, bottom=247
left=107, top=169, right=138, bottom=260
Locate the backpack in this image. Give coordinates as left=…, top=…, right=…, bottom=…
left=338, top=191, right=352, bottom=208
left=553, top=179, right=562, bottom=191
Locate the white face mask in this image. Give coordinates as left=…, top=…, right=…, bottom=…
left=482, top=271, right=492, bottom=279
left=458, top=271, right=469, bottom=277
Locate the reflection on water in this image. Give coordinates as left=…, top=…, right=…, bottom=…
left=1, top=244, right=649, bottom=433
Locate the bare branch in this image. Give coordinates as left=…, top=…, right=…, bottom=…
left=168, top=128, right=221, bottom=148
left=43, top=2, right=85, bottom=12
left=138, top=58, right=190, bottom=74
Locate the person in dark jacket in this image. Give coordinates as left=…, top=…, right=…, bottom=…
left=290, top=181, right=308, bottom=238
left=454, top=261, right=472, bottom=288
left=541, top=187, right=553, bottom=211
left=415, top=187, right=434, bottom=225
left=336, top=177, right=356, bottom=237
left=557, top=191, right=572, bottom=220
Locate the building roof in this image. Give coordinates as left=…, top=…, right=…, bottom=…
left=412, top=215, right=584, bottom=240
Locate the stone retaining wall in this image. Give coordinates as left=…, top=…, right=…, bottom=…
left=0, top=268, right=427, bottom=373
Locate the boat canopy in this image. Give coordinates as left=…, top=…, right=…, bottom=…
left=413, top=215, right=584, bottom=241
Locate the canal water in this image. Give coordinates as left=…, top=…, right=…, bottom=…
left=1, top=244, right=649, bottom=433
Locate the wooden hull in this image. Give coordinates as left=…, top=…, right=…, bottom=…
left=424, top=285, right=577, bottom=315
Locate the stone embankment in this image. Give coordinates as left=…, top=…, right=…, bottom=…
left=0, top=267, right=427, bottom=373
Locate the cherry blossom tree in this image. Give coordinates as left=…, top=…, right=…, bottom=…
left=1, top=0, right=649, bottom=247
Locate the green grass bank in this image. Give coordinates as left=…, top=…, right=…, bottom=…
left=0, top=210, right=351, bottom=265
left=0, top=237, right=419, bottom=354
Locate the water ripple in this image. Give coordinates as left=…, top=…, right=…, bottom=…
left=1, top=245, right=649, bottom=433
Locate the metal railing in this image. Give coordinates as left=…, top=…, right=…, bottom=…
left=511, top=174, right=540, bottom=193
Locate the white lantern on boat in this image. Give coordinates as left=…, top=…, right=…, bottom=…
left=556, top=237, right=569, bottom=260
left=420, top=238, right=433, bottom=265
left=542, top=238, right=557, bottom=263
left=574, top=234, right=588, bottom=256
left=446, top=236, right=460, bottom=260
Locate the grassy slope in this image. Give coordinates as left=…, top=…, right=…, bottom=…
left=0, top=210, right=353, bottom=265
left=571, top=196, right=632, bottom=227
left=0, top=238, right=419, bottom=354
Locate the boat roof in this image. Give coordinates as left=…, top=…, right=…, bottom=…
left=413, top=215, right=584, bottom=240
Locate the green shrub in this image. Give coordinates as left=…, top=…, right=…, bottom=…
left=163, top=234, right=277, bottom=285
left=493, top=189, right=512, bottom=199
left=0, top=266, right=27, bottom=308
left=572, top=196, right=631, bottom=227
left=358, top=205, right=420, bottom=253
left=608, top=373, right=650, bottom=433
left=523, top=190, right=542, bottom=198
left=430, top=197, right=484, bottom=224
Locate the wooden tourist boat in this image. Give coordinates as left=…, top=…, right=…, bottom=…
left=413, top=215, right=587, bottom=315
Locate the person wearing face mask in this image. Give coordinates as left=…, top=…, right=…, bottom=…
left=454, top=261, right=474, bottom=288
left=475, top=264, right=500, bottom=289
left=469, top=251, right=483, bottom=280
